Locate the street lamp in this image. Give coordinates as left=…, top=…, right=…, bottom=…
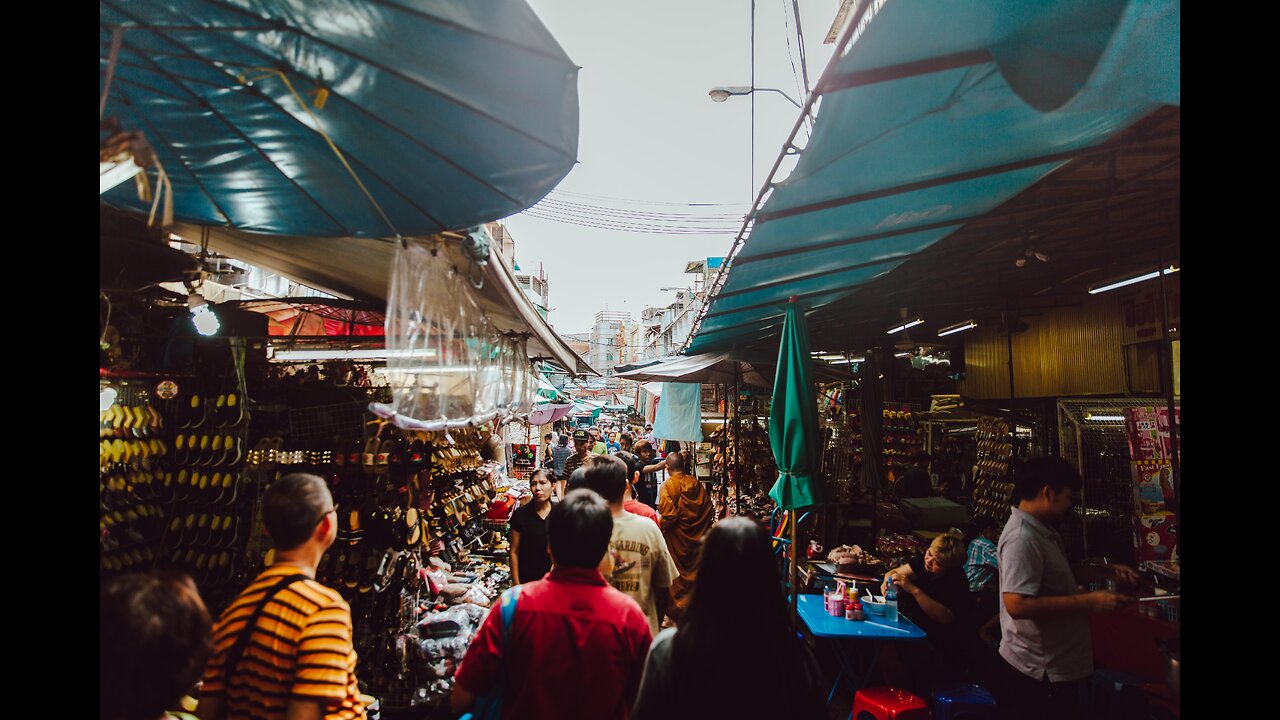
left=708, top=85, right=802, bottom=109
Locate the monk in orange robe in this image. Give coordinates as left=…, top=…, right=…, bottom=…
left=658, top=450, right=714, bottom=622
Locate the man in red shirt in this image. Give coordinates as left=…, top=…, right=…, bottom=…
left=451, top=489, right=653, bottom=720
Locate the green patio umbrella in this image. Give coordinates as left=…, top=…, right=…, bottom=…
left=768, top=300, right=824, bottom=622
left=768, top=301, right=825, bottom=510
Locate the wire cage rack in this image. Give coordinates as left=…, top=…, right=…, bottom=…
left=287, top=400, right=370, bottom=443
left=818, top=382, right=857, bottom=504
left=1057, top=397, right=1177, bottom=563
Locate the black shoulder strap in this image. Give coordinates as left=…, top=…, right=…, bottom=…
left=223, top=573, right=310, bottom=682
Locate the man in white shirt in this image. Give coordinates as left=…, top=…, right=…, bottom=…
left=997, top=457, right=1139, bottom=719
left=582, top=455, right=676, bottom=635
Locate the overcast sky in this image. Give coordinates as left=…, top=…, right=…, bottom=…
left=502, top=0, right=839, bottom=335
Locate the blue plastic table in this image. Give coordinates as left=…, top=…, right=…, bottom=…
left=796, top=593, right=927, bottom=703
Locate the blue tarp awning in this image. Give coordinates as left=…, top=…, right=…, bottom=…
left=100, top=0, right=579, bottom=238
left=688, top=0, right=1179, bottom=353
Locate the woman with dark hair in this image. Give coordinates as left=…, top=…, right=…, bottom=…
left=657, top=450, right=715, bottom=622
left=509, top=468, right=555, bottom=585
left=632, top=517, right=824, bottom=719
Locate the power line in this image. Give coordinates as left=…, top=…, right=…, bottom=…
left=533, top=197, right=745, bottom=222
left=520, top=208, right=741, bottom=235
left=548, top=188, right=750, bottom=208
left=523, top=204, right=740, bottom=229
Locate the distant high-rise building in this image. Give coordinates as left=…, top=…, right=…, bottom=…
left=588, top=310, right=631, bottom=390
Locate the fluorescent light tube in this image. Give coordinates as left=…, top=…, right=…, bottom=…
left=271, top=348, right=436, bottom=362
left=887, top=318, right=924, bottom=334
left=937, top=320, right=977, bottom=337
left=1088, top=266, right=1179, bottom=295
left=1084, top=413, right=1125, bottom=422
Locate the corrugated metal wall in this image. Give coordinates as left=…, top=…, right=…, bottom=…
left=958, top=296, right=1136, bottom=399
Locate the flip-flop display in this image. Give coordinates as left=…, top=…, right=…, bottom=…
left=101, top=384, right=252, bottom=594
left=101, top=393, right=172, bottom=574
left=106, top=377, right=524, bottom=712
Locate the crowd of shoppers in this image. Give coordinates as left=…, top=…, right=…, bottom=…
left=101, top=451, right=1147, bottom=720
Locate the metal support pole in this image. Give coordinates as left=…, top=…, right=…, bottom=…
left=1077, top=422, right=1089, bottom=557
left=1157, top=249, right=1180, bottom=521
left=790, top=510, right=799, bottom=626
left=734, top=364, right=742, bottom=516
left=1005, top=309, right=1017, bottom=414
left=722, top=382, right=729, bottom=516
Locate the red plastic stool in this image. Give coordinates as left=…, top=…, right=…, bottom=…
left=851, top=687, right=933, bottom=720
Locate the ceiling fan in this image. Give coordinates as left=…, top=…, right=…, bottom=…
left=892, top=307, right=945, bottom=355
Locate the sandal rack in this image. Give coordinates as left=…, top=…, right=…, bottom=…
left=971, top=417, right=1014, bottom=521
left=159, top=389, right=252, bottom=609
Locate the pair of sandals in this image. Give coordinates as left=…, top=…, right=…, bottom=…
left=173, top=433, right=243, bottom=467
left=167, top=470, right=240, bottom=505
left=177, top=392, right=245, bottom=429
left=100, top=544, right=155, bottom=573
left=99, top=503, right=164, bottom=538
left=100, top=403, right=164, bottom=438
left=99, top=437, right=168, bottom=468
left=167, top=547, right=237, bottom=586
left=164, top=512, right=241, bottom=549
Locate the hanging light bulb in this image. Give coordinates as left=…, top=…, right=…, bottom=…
left=188, top=292, right=220, bottom=336
left=100, top=386, right=118, bottom=412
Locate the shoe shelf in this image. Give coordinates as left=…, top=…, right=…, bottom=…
left=256, top=420, right=514, bottom=710
left=158, top=389, right=252, bottom=602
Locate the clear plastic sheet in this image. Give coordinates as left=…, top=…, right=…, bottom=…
left=372, top=237, right=540, bottom=431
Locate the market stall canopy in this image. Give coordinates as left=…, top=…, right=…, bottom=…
left=616, top=351, right=851, bottom=387
left=100, top=0, right=579, bottom=238
left=528, top=402, right=573, bottom=426
left=175, top=222, right=595, bottom=376
left=536, top=376, right=568, bottom=403
left=612, top=358, right=665, bottom=375
left=687, top=0, right=1179, bottom=354
left=226, top=297, right=384, bottom=337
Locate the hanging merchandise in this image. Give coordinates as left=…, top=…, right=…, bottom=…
left=100, top=383, right=172, bottom=576
left=881, top=403, right=924, bottom=482
left=1123, top=406, right=1179, bottom=563
left=652, top=382, right=705, bottom=442
left=712, top=415, right=777, bottom=521
left=971, top=417, right=1014, bottom=521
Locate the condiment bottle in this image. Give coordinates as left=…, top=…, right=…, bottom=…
left=851, top=600, right=864, bottom=621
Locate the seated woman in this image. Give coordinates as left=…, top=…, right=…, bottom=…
left=879, top=533, right=972, bottom=691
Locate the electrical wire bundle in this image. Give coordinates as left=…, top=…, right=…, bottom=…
left=519, top=189, right=748, bottom=235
